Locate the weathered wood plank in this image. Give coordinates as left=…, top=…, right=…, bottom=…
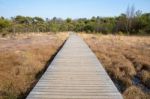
left=26, top=34, right=123, bottom=99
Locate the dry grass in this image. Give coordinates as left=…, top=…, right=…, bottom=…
left=123, top=86, right=149, bottom=99
left=0, top=32, right=68, bottom=99
left=79, top=33, right=150, bottom=99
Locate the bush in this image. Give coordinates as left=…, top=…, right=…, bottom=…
left=117, top=31, right=124, bottom=35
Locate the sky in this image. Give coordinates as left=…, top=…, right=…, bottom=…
left=0, top=0, right=150, bottom=19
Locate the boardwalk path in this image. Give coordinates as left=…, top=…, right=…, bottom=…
left=27, top=34, right=123, bottom=99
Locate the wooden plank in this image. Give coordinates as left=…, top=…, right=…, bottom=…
left=26, top=34, right=123, bottom=99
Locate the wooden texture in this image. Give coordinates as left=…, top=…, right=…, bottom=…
left=26, top=34, right=123, bottom=99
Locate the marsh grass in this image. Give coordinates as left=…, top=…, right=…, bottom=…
left=0, top=32, right=68, bottom=99
left=79, top=33, right=150, bottom=99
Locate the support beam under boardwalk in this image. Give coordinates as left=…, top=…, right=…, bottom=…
left=26, top=34, right=123, bottom=99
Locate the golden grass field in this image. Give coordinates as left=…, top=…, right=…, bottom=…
left=79, top=33, right=150, bottom=99
left=0, top=32, right=150, bottom=99
left=0, top=32, right=68, bottom=99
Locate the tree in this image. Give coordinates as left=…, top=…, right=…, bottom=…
left=33, top=17, right=45, bottom=32
left=115, top=14, right=127, bottom=33
left=139, top=13, right=150, bottom=34
left=0, top=10, right=150, bottom=35
left=0, top=17, right=10, bottom=32
left=126, top=5, right=136, bottom=34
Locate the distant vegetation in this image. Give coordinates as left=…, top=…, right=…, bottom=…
left=0, top=6, right=150, bottom=35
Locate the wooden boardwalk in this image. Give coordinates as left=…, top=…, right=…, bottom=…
left=26, top=34, right=123, bottom=99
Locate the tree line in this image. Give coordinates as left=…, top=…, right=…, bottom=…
left=0, top=7, right=150, bottom=35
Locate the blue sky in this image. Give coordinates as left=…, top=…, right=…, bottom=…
left=0, top=0, right=150, bottom=19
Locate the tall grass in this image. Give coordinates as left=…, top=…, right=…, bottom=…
left=0, top=32, right=68, bottom=99
left=79, top=33, right=150, bottom=99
